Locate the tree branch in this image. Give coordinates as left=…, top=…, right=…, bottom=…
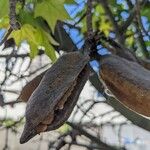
left=97, top=0, right=125, bottom=44
left=9, top=0, right=20, bottom=30
left=67, top=122, right=124, bottom=150
left=86, top=0, right=93, bottom=38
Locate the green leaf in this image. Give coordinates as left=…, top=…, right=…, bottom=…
left=34, top=0, right=69, bottom=32
left=18, top=10, right=58, bottom=61
left=88, top=4, right=112, bottom=36
left=99, top=18, right=112, bottom=36
left=109, top=0, right=116, bottom=5
left=0, top=0, right=9, bottom=18
left=0, top=16, right=9, bottom=28
left=141, top=8, right=150, bottom=21
left=146, top=41, right=150, bottom=47
left=95, top=4, right=105, bottom=15
left=2, top=119, right=14, bottom=127
left=19, top=10, right=38, bottom=26
left=39, top=28, right=57, bottom=61
left=19, top=10, right=58, bottom=45
left=10, top=24, right=57, bottom=61
left=57, top=123, right=71, bottom=133
left=10, top=24, right=40, bottom=57
left=65, top=0, right=76, bottom=4
left=126, top=30, right=134, bottom=46
left=75, top=7, right=87, bottom=33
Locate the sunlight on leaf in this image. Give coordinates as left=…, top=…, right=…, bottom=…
left=57, top=123, right=71, bottom=134
left=65, top=0, right=76, bottom=4
left=0, top=16, right=9, bottom=28
left=18, top=9, right=58, bottom=46
left=10, top=24, right=57, bottom=61
left=34, top=0, right=69, bottom=32
left=0, top=0, right=9, bottom=18
left=126, top=30, right=134, bottom=46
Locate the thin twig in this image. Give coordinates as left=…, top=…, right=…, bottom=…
left=86, top=0, right=93, bottom=38
left=97, top=0, right=125, bottom=44
left=9, top=0, right=20, bottom=30
left=67, top=122, right=125, bottom=150
left=3, top=129, right=9, bottom=150
left=120, top=7, right=136, bottom=32
left=126, top=0, right=149, bottom=58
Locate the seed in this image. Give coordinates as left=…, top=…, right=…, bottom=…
left=42, top=113, right=54, bottom=125
left=36, top=123, right=47, bottom=133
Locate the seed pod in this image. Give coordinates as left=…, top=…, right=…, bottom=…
left=100, top=55, right=150, bottom=116
left=20, top=51, right=90, bottom=144
left=18, top=71, right=46, bottom=102
left=36, top=123, right=47, bottom=134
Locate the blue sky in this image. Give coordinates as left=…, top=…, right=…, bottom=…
left=0, top=29, right=6, bottom=43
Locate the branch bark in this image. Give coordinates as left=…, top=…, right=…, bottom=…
left=67, top=122, right=125, bottom=150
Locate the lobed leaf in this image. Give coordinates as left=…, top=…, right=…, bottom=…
left=10, top=24, right=57, bottom=61
left=34, top=0, right=69, bottom=32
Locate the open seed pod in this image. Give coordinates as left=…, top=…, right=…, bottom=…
left=100, top=54, right=150, bottom=117
left=20, top=51, right=90, bottom=144
left=18, top=71, right=47, bottom=102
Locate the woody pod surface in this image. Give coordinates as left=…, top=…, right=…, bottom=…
left=20, top=51, right=90, bottom=144
left=100, top=54, right=150, bottom=116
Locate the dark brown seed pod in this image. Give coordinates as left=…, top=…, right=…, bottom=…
left=18, top=71, right=46, bottom=102
left=20, top=51, right=90, bottom=144
left=100, top=55, right=150, bottom=117
left=36, top=123, right=47, bottom=134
